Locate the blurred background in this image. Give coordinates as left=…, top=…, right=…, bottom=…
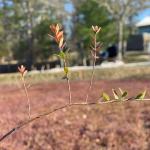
left=0, top=0, right=150, bottom=150
left=0, top=0, right=150, bottom=71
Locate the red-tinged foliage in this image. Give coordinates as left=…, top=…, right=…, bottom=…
left=18, top=65, right=27, bottom=77
left=92, top=25, right=101, bottom=34
left=49, top=24, right=64, bottom=49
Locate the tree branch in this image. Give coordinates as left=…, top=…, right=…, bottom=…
left=98, top=2, right=115, bottom=16
left=0, top=98, right=150, bottom=142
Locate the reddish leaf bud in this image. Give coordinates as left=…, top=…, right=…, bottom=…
left=18, top=65, right=27, bottom=77
left=92, top=25, right=101, bottom=33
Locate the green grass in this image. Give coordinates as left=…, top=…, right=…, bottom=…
left=1, top=65, right=150, bottom=85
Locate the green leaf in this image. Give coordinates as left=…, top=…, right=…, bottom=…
left=135, top=90, right=146, bottom=100
left=102, top=92, right=110, bottom=101
left=112, top=89, right=119, bottom=100
left=121, top=91, right=128, bottom=98
left=64, top=67, right=69, bottom=75
left=59, top=51, right=65, bottom=59
left=135, top=93, right=143, bottom=99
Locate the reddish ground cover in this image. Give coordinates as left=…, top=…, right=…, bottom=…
left=0, top=79, right=150, bottom=150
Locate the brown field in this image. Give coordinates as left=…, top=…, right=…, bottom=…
left=0, top=79, right=150, bottom=150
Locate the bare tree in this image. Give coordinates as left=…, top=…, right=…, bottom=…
left=94, top=0, right=150, bottom=60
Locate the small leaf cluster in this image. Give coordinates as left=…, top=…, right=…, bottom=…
left=49, top=24, right=70, bottom=78
left=102, top=88, right=147, bottom=102
left=90, top=26, right=101, bottom=60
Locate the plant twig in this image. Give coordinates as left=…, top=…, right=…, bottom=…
left=85, top=28, right=100, bottom=103
left=22, top=77, right=31, bottom=119
left=0, top=98, right=149, bottom=143
left=18, top=65, right=31, bottom=119
left=63, top=59, right=72, bottom=104
left=49, top=24, right=72, bottom=105
left=85, top=58, right=96, bottom=103
left=67, top=77, right=72, bottom=104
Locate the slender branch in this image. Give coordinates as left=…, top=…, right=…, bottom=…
left=67, top=78, right=72, bottom=104
left=85, top=59, right=96, bottom=103
left=49, top=24, right=72, bottom=104
left=22, top=77, right=31, bottom=119
left=85, top=34, right=97, bottom=103
left=0, top=98, right=149, bottom=143
left=64, top=59, right=72, bottom=104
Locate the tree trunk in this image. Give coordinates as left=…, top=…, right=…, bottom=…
left=2, top=0, right=8, bottom=41
left=25, top=0, right=34, bottom=64
left=117, top=20, right=123, bottom=61
left=2, top=0, right=12, bottom=60
left=83, top=57, right=87, bottom=66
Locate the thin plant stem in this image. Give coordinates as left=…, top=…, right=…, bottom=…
left=85, top=34, right=97, bottom=103
left=0, top=98, right=149, bottom=142
left=67, top=77, right=72, bottom=104
left=49, top=24, right=72, bottom=104
left=22, top=77, right=31, bottom=119
left=64, top=59, right=72, bottom=104
left=85, top=59, right=96, bottom=103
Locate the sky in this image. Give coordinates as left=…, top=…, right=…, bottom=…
left=64, top=2, right=75, bottom=13
left=138, top=9, right=150, bottom=20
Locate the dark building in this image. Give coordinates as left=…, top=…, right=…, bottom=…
left=127, top=16, right=150, bottom=52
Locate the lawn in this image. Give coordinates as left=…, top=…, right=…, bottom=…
left=0, top=66, right=150, bottom=149
left=1, top=65, right=150, bottom=85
